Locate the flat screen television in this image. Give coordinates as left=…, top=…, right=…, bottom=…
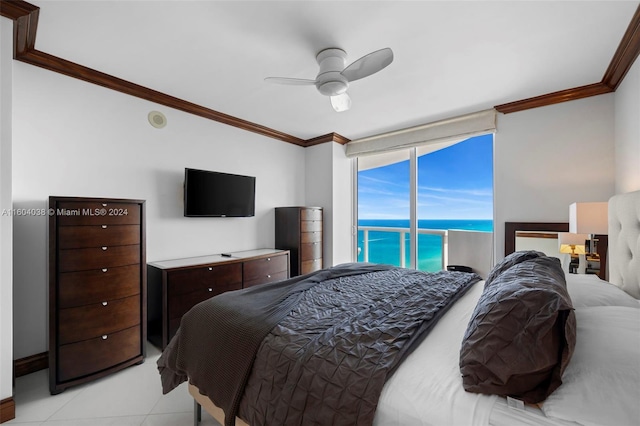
left=184, top=168, right=255, bottom=217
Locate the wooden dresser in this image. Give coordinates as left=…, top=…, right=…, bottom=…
left=147, top=249, right=289, bottom=349
left=275, top=207, right=323, bottom=277
left=48, top=196, right=146, bottom=394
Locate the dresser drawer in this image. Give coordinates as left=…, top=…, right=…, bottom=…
left=167, top=263, right=242, bottom=297
left=58, top=325, right=141, bottom=382
left=168, top=288, right=211, bottom=322
left=59, top=264, right=140, bottom=308
left=56, top=202, right=141, bottom=226
left=167, top=284, right=236, bottom=322
left=244, top=270, right=288, bottom=289
left=59, top=244, right=140, bottom=272
left=300, top=231, right=322, bottom=244
left=58, top=225, right=140, bottom=249
left=301, top=208, right=322, bottom=221
left=58, top=295, right=140, bottom=345
left=168, top=280, right=241, bottom=320
left=243, top=254, right=288, bottom=283
left=300, top=220, right=322, bottom=233
left=300, top=242, right=322, bottom=261
left=301, top=258, right=323, bottom=275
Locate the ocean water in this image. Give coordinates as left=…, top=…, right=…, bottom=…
left=357, top=219, right=493, bottom=272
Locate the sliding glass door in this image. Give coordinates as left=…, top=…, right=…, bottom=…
left=357, top=150, right=411, bottom=267
left=356, top=134, right=493, bottom=271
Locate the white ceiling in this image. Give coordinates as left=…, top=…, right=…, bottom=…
left=31, top=1, right=639, bottom=141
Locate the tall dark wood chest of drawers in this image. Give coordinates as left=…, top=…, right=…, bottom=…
left=48, top=196, right=146, bottom=394
left=275, top=207, right=323, bottom=277
left=147, top=249, right=290, bottom=349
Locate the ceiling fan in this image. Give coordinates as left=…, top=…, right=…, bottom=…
left=265, top=47, right=394, bottom=112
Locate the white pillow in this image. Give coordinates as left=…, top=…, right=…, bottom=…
left=541, top=306, right=640, bottom=426
left=565, top=273, right=640, bottom=308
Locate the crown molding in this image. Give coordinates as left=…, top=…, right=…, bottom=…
left=0, top=0, right=38, bottom=56
left=0, top=0, right=307, bottom=146
left=17, top=49, right=307, bottom=145
left=2, top=1, right=640, bottom=139
left=304, top=132, right=351, bottom=147
left=602, top=4, right=640, bottom=90
left=494, top=82, right=614, bottom=114
left=497, top=4, right=640, bottom=114
left=0, top=0, right=36, bottom=20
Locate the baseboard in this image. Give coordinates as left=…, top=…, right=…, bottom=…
left=0, top=397, right=15, bottom=423
left=14, top=351, right=48, bottom=377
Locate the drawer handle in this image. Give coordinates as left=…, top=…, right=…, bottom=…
left=208, top=267, right=213, bottom=271
left=208, top=288, right=213, bottom=292
left=102, top=301, right=108, bottom=306
left=101, top=225, right=107, bottom=229
left=267, top=274, right=271, bottom=278
left=101, top=335, right=108, bottom=340
left=101, top=246, right=108, bottom=251
left=102, top=268, right=108, bottom=273
left=267, top=258, right=271, bottom=261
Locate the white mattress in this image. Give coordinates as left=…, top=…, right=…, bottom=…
left=373, top=280, right=578, bottom=426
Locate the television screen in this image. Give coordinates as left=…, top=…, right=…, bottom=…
left=184, top=168, right=255, bottom=217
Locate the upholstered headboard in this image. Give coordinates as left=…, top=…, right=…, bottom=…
left=608, top=190, right=640, bottom=299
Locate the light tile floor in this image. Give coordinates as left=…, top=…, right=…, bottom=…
left=7, top=343, right=221, bottom=426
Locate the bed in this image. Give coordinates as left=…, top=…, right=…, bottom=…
left=158, top=190, right=640, bottom=426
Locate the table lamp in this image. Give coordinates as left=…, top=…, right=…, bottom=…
left=558, top=232, right=588, bottom=273
left=569, top=202, right=608, bottom=256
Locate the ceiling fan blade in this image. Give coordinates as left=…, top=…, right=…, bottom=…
left=331, top=92, right=351, bottom=112
left=264, top=77, right=316, bottom=85
left=341, top=48, right=393, bottom=82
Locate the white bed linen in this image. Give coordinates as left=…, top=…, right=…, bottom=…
left=374, top=281, right=499, bottom=426
left=374, top=279, right=581, bottom=426
left=565, top=273, right=640, bottom=308
left=541, top=306, right=640, bottom=426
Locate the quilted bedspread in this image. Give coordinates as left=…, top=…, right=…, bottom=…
left=158, top=263, right=480, bottom=426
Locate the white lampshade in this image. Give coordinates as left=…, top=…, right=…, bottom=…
left=330, top=93, right=351, bottom=112
left=569, top=202, right=608, bottom=235
left=558, top=232, right=588, bottom=254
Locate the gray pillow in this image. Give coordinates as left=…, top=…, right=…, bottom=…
left=460, top=256, right=576, bottom=403
left=484, top=250, right=545, bottom=288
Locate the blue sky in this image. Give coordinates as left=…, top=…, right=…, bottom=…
left=358, top=134, right=493, bottom=220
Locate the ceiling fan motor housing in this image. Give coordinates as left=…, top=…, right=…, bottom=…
left=315, top=48, right=349, bottom=96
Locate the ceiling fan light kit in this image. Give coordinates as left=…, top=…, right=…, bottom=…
left=265, top=47, right=393, bottom=112
left=330, top=93, right=352, bottom=112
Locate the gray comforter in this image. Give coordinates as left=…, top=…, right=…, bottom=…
left=158, top=263, right=480, bottom=426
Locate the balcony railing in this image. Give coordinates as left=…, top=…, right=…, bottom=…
left=358, top=226, right=448, bottom=269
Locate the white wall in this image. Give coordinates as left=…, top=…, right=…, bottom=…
left=12, top=63, right=307, bottom=359
left=614, top=57, right=640, bottom=194
left=304, top=142, right=353, bottom=268
left=447, top=230, right=493, bottom=279
left=494, top=94, right=616, bottom=260
left=305, top=143, right=335, bottom=267
left=330, top=142, right=354, bottom=265
left=1, top=16, right=14, bottom=402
